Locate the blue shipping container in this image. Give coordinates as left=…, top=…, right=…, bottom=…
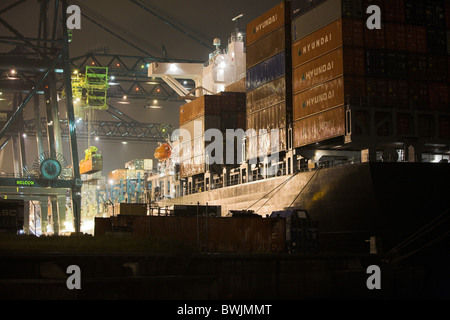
left=246, top=52, right=286, bottom=92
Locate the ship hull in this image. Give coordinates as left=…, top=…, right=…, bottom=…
left=158, top=162, right=450, bottom=253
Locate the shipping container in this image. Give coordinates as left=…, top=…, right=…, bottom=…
left=246, top=26, right=290, bottom=69
left=385, top=0, right=405, bottom=23
left=246, top=1, right=290, bottom=46
left=344, top=75, right=366, bottom=106
left=387, top=80, right=409, bottom=109
left=405, top=0, right=426, bottom=25
left=97, top=215, right=287, bottom=253
left=428, top=56, right=448, bottom=82
left=366, top=77, right=388, bottom=108
left=353, top=110, right=370, bottom=136
left=386, top=52, right=407, bottom=79
left=407, top=54, right=428, bottom=80
left=112, top=203, right=147, bottom=216
left=446, top=0, right=450, bottom=29
left=425, top=0, right=446, bottom=28
left=438, top=116, right=450, bottom=138
left=342, top=18, right=364, bottom=47
left=246, top=51, right=286, bottom=91
left=418, top=115, right=434, bottom=138
left=364, top=23, right=385, bottom=49
left=426, top=28, right=447, bottom=55
left=293, top=47, right=344, bottom=94
left=179, top=95, right=221, bottom=125
left=292, top=0, right=362, bottom=42
left=225, top=77, right=246, bottom=93
left=291, top=0, right=327, bottom=18
left=385, top=23, right=407, bottom=51
left=408, top=81, right=429, bottom=110
left=397, top=113, right=413, bottom=136
left=108, top=169, right=127, bottom=181
left=0, top=200, right=24, bottom=233
left=293, top=105, right=346, bottom=147
left=365, top=49, right=386, bottom=77
left=293, top=77, right=345, bottom=121
left=429, top=82, right=449, bottom=111
left=247, top=76, right=288, bottom=114
left=292, top=19, right=343, bottom=68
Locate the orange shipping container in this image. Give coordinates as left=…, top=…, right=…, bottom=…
left=293, top=76, right=345, bottom=121
left=293, top=47, right=344, bottom=94
left=293, top=105, right=346, bottom=148
left=246, top=1, right=290, bottom=46
left=292, top=19, right=343, bottom=68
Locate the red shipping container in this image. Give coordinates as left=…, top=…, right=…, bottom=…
left=386, top=23, right=407, bottom=51
left=343, top=18, right=364, bottom=47
left=408, top=82, right=429, bottom=110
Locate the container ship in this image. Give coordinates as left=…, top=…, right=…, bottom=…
left=148, top=0, right=450, bottom=254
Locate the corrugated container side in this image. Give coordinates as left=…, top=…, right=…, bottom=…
left=418, top=115, right=434, bottom=138
left=293, top=105, right=346, bottom=148
left=429, top=82, right=449, bottom=111
left=246, top=1, right=290, bottom=46
left=291, top=0, right=342, bottom=41
left=246, top=52, right=286, bottom=91
left=291, top=0, right=327, bottom=18
left=365, top=49, right=386, bottom=77
left=386, top=23, right=407, bottom=51
left=387, top=80, right=409, bottom=109
left=364, top=23, right=385, bottom=49
left=246, top=26, right=288, bottom=69
left=293, top=76, right=345, bottom=121
left=293, top=47, right=344, bottom=95
left=343, top=18, right=364, bottom=47
left=426, top=28, right=447, bottom=55
left=407, top=54, right=428, bottom=80
left=366, top=77, right=388, bottom=108
left=408, top=81, right=429, bottom=110
left=415, top=26, right=427, bottom=53
left=387, top=52, right=407, bottom=79
left=397, top=113, right=413, bottom=136
left=292, top=19, right=343, bottom=68
left=225, top=77, right=246, bottom=93
left=438, top=116, right=450, bottom=138
left=344, top=76, right=366, bottom=106
left=385, top=0, right=405, bottom=23
left=425, top=0, right=446, bottom=28
left=247, top=76, right=287, bottom=114
left=446, top=0, right=450, bottom=29
left=405, top=0, right=426, bottom=25
left=353, top=110, right=370, bottom=136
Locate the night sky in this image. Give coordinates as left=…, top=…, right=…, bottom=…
left=0, top=0, right=281, bottom=175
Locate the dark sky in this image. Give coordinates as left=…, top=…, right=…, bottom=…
left=0, top=0, right=282, bottom=174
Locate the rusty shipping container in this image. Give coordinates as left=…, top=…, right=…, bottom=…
left=292, top=19, right=343, bottom=68
left=293, top=76, right=345, bottom=121
left=179, top=95, right=221, bottom=125
left=246, top=1, right=290, bottom=46
left=293, top=47, right=348, bottom=95
left=112, top=203, right=147, bottom=216
left=293, top=105, right=347, bottom=148
left=225, top=77, right=246, bottom=93
left=246, top=51, right=287, bottom=92
left=247, top=76, right=289, bottom=114
left=246, top=26, right=290, bottom=69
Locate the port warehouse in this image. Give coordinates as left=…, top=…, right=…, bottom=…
left=2, top=0, right=450, bottom=251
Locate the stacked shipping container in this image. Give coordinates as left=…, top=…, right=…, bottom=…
left=291, top=0, right=450, bottom=147
left=179, top=92, right=246, bottom=178
left=245, top=1, right=292, bottom=160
